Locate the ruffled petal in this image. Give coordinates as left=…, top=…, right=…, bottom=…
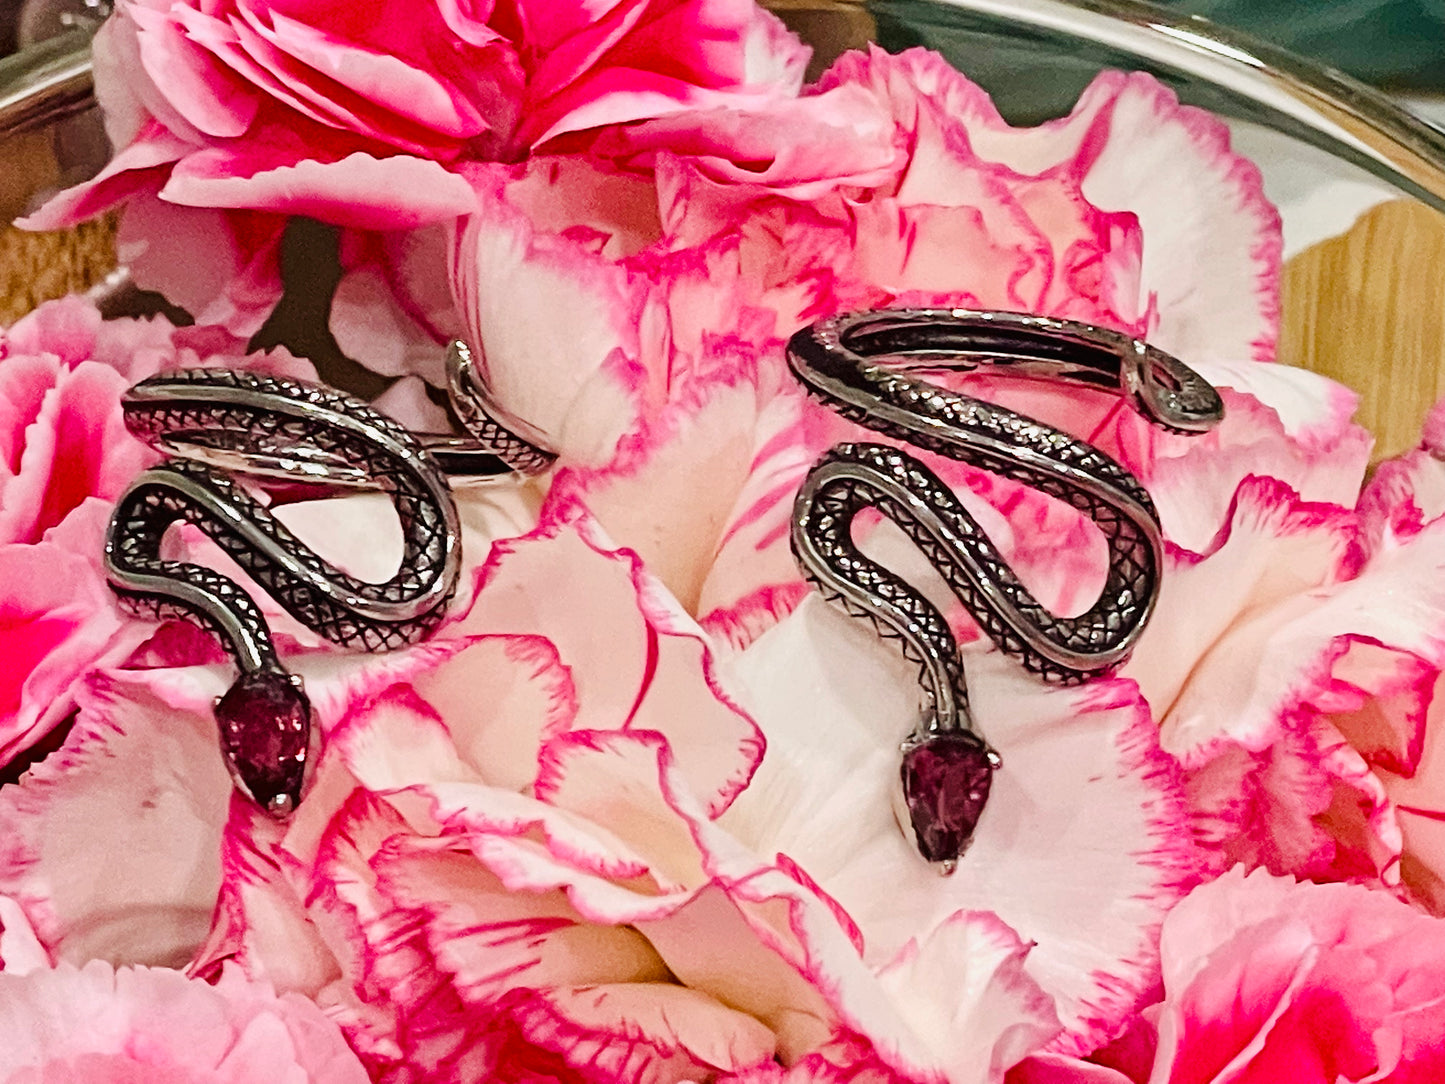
left=721, top=597, right=1196, bottom=1053
left=451, top=510, right=763, bottom=815
left=0, top=672, right=232, bottom=969
left=874, top=912, right=1060, bottom=1084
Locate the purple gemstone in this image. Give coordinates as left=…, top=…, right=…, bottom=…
left=901, top=731, right=997, bottom=864
left=214, top=669, right=311, bottom=816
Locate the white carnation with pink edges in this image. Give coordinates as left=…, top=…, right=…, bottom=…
left=4, top=0, right=1445, bottom=1082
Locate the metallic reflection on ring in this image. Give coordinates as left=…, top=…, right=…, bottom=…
left=787, top=307, right=1223, bottom=868
left=105, top=369, right=463, bottom=817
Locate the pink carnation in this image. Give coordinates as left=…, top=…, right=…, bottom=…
left=23, top=0, right=808, bottom=336
left=1011, top=869, right=1445, bottom=1084
left=0, top=958, right=368, bottom=1083
left=0, top=498, right=1063, bottom=1083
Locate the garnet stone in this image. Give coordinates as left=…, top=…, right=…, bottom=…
left=214, top=668, right=311, bottom=817
left=900, top=731, right=998, bottom=865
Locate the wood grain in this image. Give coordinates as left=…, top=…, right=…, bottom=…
left=1278, top=198, right=1445, bottom=461
left=0, top=212, right=116, bottom=326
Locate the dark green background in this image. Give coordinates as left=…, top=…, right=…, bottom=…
left=1168, top=0, right=1445, bottom=89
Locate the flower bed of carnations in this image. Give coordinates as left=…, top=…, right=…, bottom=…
left=5, top=0, right=1445, bottom=1081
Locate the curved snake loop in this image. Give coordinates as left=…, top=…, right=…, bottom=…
left=105, top=368, right=462, bottom=814
left=446, top=339, right=559, bottom=475
left=788, top=308, right=1224, bottom=737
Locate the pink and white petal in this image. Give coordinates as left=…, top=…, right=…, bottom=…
left=817, top=51, right=1279, bottom=359
left=0, top=895, right=51, bottom=975
left=161, top=149, right=478, bottom=231
left=508, top=983, right=778, bottom=1084
left=877, top=53, right=1278, bottom=363
left=551, top=363, right=814, bottom=628
left=1127, top=477, right=1361, bottom=748
left=327, top=643, right=577, bottom=799
left=721, top=596, right=1196, bottom=1054
left=372, top=831, right=671, bottom=1001
left=195, top=800, right=342, bottom=996
left=651, top=844, right=956, bottom=1081
left=1186, top=359, right=1362, bottom=448
left=411, top=636, right=579, bottom=793
left=1186, top=709, right=1403, bottom=885
left=1060, top=73, right=1281, bottom=365
left=1361, top=445, right=1445, bottom=549
left=1156, top=498, right=1445, bottom=765
left=492, top=154, right=662, bottom=259
left=1366, top=673, right=1445, bottom=909
left=1141, top=389, right=1372, bottom=556
left=412, top=730, right=930, bottom=1080
left=698, top=388, right=827, bottom=647
left=0, top=672, right=231, bottom=968
left=453, top=512, right=763, bottom=815
left=874, top=912, right=1060, bottom=1084
left=1323, top=640, right=1436, bottom=778
left=450, top=172, right=644, bottom=466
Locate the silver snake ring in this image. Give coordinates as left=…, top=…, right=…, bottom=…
left=445, top=339, right=558, bottom=475
left=105, top=369, right=463, bottom=816
left=787, top=308, right=1224, bottom=868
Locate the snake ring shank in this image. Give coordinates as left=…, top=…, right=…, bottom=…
left=788, top=308, right=1223, bottom=867
left=106, top=369, right=462, bottom=816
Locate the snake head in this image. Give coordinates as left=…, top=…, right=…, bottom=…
left=898, top=729, right=1001, bottom=872
left=214, top=668, right=312, bottom=818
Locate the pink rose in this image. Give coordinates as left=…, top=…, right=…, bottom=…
left=1011, top=869, right=1445, bottom=1084
left=0, top=959, right=368, bottom=1082
left=24, top=0, right=808, bottom=338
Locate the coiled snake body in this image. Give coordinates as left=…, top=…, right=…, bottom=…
left=787, top=309, right=1224, bottom=864
left=106, top=369, right=462, bottom=815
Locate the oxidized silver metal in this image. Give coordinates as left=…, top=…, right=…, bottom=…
left=105, top=369, right=463, bottom=815
left=446, top=339, right=558, bottom=475
left=122, top=339, right=559, bottom=488
left=788, top=306, right=1223, bottom=739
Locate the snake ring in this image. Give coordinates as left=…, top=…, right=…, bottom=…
left=445, top=339, right=558, bottom=475
left=787, top=308, right=1224, bottom=870
left=105, top=369, right=464, bottom=816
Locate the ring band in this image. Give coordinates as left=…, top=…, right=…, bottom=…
left=788, top=308, right=1223, bottom=867
left=106, top=368, right=464, bottom=816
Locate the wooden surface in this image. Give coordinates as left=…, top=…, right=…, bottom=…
left=0, top=212, right=115, bottom=326
left=1278, top=198, right=1445, bottom=461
